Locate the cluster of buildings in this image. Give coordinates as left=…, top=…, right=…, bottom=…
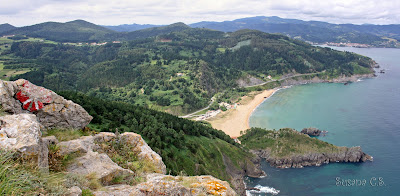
left=2, top=35, right=15, bottom=38
left=194, top=102, right=238, bottom=121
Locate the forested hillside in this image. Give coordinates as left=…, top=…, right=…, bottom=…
left=2, top=27, right=374, bottom=115
left=58, top=91, right=258, bottom=191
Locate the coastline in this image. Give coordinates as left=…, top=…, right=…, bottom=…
left=207, top=89, right=277, bottom=137
left=206, top=73, right=375, bottom=138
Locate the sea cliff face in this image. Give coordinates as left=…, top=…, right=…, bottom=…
left=251, top=146, right=373, bottom=169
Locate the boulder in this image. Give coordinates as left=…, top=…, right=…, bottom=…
left=0, top=79, right=92, bottom=130
left=68, top=186, right=82, bottom=196
left=0, top=80, right=23, bottom=114
left=58, top=136, right=96, bottom=156
left=0, top=114, right=48, bottom=168
left=67, top=151, right=134, bottom=185
left=119, top=132, right=166, bottom=174
left=94, top=174, right=237, bottom=196
left=0, top=114, right=42, bottom=154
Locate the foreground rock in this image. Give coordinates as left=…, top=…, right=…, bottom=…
left=301, top=127, right=322, bottom=136
left=67, top=151, right=135, bottom=185
left=0, top=114, right=48, bottom=168
left=119, top=132, right=166, bottom=174
left=94, top=173, right=237, bottom=196
left=0, top=79, right=92, bottom=129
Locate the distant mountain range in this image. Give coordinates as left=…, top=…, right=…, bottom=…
left=189, top=16, right=400, bottom=45
left=1, top=16, right=399, bottom=47
left=103, top=23, right=161, bottom=32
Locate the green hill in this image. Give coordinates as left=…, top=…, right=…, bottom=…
left=5, top=27, right=374, bottom=115
left=0, top=23, right=17, bottom=34
left=191, top=16, right=399, bottom=47
left=0, top=20, right=116, bottom=42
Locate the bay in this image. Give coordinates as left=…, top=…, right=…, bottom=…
left=247, top=47, right=400, bottom=195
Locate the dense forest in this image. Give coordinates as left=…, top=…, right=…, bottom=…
left=58, top=91, right=254, bottom=184
left=3, top=26, right=374, bottom=115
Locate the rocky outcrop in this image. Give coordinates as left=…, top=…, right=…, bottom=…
left=94, top=173, right=237, bottom=196
left=221, top=153, right=265, bottom=196
left=0, top=114, right=41, bottom=153
left=280, top=73, right=375, bottom=86
left=237, top=75, right=265, bottom=87
left=119, top=132, right=166, bottom=174
left=301, top=127, right=322, bottom=136
left=252, top=146, right=373, bottom=169
left=67, top=151, right=135, bottom=185
left=0, top=79, right=92, bottom=129
left=68, top=186, right=82, bottom=196
left=57, top=132, right=167, bottom=174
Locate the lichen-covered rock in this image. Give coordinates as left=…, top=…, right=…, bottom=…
left=0, top=114, right=48, bottom=168
left=0, top=114, right=41, bottom=153
left=0, top=79, right=92, bottom=130
left=119, top=132, right=166, bottom=174
left=93, top=185, right=143, bottom=196
left=68, top=186, right=82, bottom=196
left=94, top=174, right=237, bottom=196
left=0, top=80, right=23, bottom=114
left=58, top=136, right=96, bottom=156
left=67, top=151, right=134, bottom=185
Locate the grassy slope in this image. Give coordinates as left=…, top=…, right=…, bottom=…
left=239, top=128, right=343, bottom=158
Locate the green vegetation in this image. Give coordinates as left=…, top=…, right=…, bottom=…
left=57, top=91, right=255, bottom=184
left=0, top=150, right=67, bottom=195
left=2, top=27, right=374, bottom=115
left=44, top=128, right=93, bottom=142
left=239, top=128, right=341, bottom=158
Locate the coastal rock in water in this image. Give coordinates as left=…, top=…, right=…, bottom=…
left=119, top=132, right=167, bottom=174
left=301, top=127, right=322, bottom=136
left=94, top=173, right=237, bottom=196
left=67, top=151, right=134, bottom=185
left=0, top=79, right=92, bottom=130
left=0, top=114, right=48, bottom=168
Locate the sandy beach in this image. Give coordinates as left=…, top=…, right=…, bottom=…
left=207, top=89, right=277, bottom=137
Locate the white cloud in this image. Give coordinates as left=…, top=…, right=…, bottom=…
left=0, top=0, right=399, bottom=26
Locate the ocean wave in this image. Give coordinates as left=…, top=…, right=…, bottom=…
left=246, top=185, right=280, bottom=195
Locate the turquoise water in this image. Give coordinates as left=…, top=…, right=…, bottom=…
left=247, top=47, right=400, bottom=196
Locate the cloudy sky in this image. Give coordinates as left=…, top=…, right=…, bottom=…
left=1, top=0, right=399, bottom=27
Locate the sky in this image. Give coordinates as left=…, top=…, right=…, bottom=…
left=1, top=0, right=399, bottom=27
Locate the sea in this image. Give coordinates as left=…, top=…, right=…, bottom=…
left=246, top=46, right=400, bottom=196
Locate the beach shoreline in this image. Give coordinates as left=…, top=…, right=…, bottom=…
left=207, top=89, right=277, bottom=137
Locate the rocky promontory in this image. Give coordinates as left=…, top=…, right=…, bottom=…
left=240, top=128, right=373, bottom=169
